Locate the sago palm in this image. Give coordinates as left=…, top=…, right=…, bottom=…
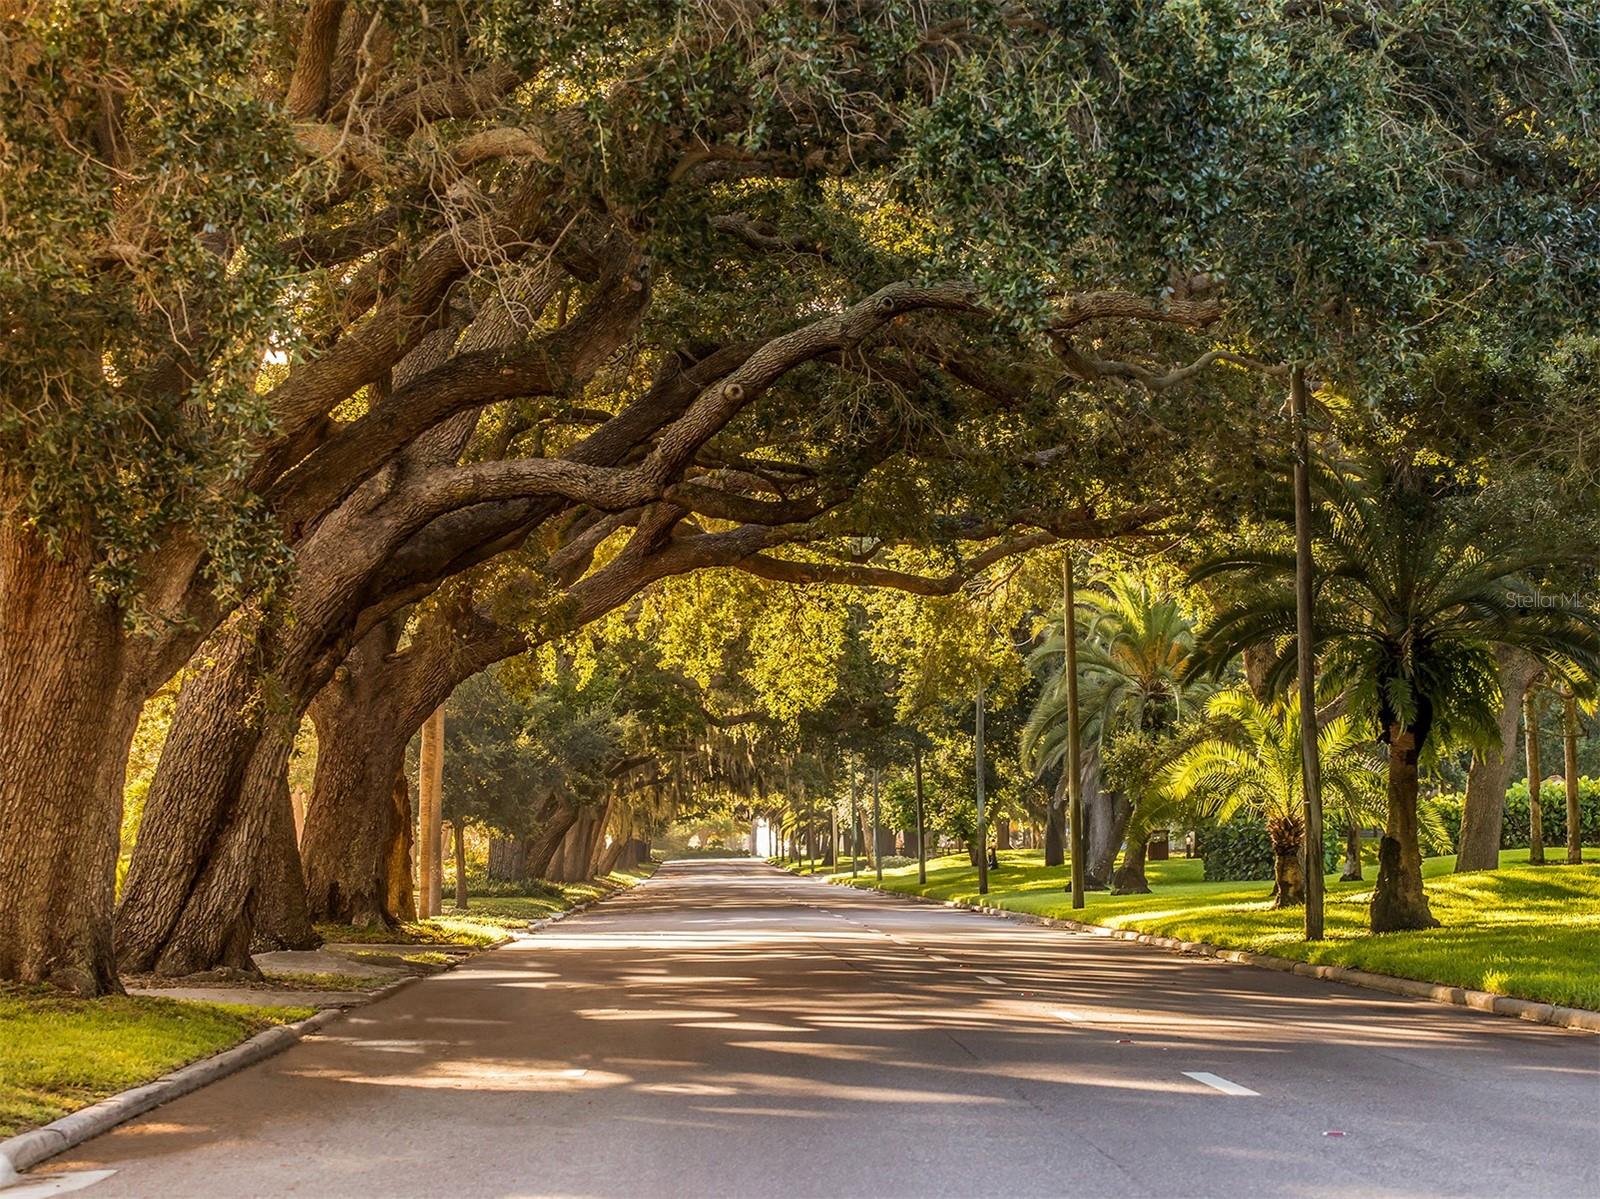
left=1193, top=461, right=1600, bottom=931
left=1164, top=688, right=1386, bottom=907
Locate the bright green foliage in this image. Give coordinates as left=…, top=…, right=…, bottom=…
left=1025, top=572, right=1208, bottom=774
left=909, top=0, right=1600, bottom=365
left=1167, top=687, right=1387, bottom=835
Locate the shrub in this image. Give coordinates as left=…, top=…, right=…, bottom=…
left=1433, top=777, right=1600, bottom=851
left=1196, top=817, right=1341, bottom=882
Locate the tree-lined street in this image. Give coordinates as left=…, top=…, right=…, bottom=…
left=34, top=861, right=1600, bottom=1198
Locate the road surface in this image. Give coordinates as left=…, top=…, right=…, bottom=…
left=31, top=859, right=1600, bottom=1197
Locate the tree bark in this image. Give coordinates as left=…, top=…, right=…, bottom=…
left=1564, top=692, right=1582, bottom=865
left=419, top=706, right=444, bottom=917
left=1526, top=692, right=1546, bottom=864
left=1043, top=774, right=1066, bottom=868
left=116, top=616, right=320, bottom=976
left=1371, top=724, right=1439, bottom=932
left=0, top=521, right=145, bottom=994
left=301, top=624, right=412, bottom=929
left=994, top=816, right=1011, bottom=851
left=1340, top=822, right=1363, bottom=882
left=1109, top=832, right=1150, bottom=894
left=253, top=777, right=320, bottom=952
left=386, top=771, right=417, bottom=921
left=453, top=821, right=469, bottom=910
left=523, top=802, right=578, bottom=880
left=1456, top=648, right=1539, bottom=872
left=1268, top=812, right=1307, bottom=908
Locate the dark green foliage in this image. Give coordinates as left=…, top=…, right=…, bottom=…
left=1197, top=818, right=1340, bottom=882
left=0, top=1, right=298, bottom=597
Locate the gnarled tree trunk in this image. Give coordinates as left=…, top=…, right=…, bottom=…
left=301, top=622, right=410, bottom=929
left=1340, top=823, right=1363, bottom=882
left=387, top=772, right=417, bottom=921
left=1456, top=648, right=1539, bottom=872
left=0, top=520, right=145, bottom=994
left=116, top=614, right=320, bottom=976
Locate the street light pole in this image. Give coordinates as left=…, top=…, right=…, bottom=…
left=1292, top=366, right=1325, bottom=940
left=975, top=677, right=989, bottom=896
left=1064, top=554, right=1085, bottom=910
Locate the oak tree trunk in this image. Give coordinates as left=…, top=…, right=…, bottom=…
left=301, top=657, right=411, bottom=929
left=387, top=772, right=417, bottom=921
left=116, top=619, right=318, bottom=976
left=1370, top=724, right=1438, bottom=932
left=1043, top=775, right=1067, bottom=868
left=1456, top=649, right=1539, bottom=872
left=0, top=518, right=143, bottom=994
left=526, top=804, right=579, bottom=880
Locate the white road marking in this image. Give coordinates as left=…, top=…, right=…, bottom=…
left=976, top=975, right=1006, bottom=986
left=0, top=1171, right=118, bottom=1197
left=1183, top=1071, right=1258, bottom=1097
left=926, top=955, right=953, bottom=962
left=1055, top=1010, right=1088, bottom=1023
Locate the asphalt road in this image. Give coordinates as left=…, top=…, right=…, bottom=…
left=31, top=859, right=1600, bottom=1198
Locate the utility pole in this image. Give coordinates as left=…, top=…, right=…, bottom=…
left=872, top=770, right=883, bottom=881
left=1291, top=367, right=1325, bottom=940
left=849, top=757, right=860, bottom=877
left=1064, top=554, right=1085, bottom=910
left=913, top=743, right=927, bottom=885
left=419, top=705, right=445, bottom=918
left=975, top=678, right=989, bottom=896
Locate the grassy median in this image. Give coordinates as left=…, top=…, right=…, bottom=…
left=0, top=986, right=312, bottom=1137
left=819, top=848, right=1600, bottom=1011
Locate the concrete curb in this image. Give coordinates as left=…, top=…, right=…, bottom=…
left=0, top=868, right=661, bottom=1185
left=817, top=873, right=1600, bottom=1036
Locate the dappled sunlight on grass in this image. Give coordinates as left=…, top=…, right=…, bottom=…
left=821, top=849, right=1600, bottom=1010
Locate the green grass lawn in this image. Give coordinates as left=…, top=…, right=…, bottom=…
left=809, top=847, right=1600, bottom=1011
left=0, top=986, right=312, bottom=1137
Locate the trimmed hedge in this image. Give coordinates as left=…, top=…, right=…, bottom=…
left=1196, top=818, right=1342, bottom=882
left=1435, top=777, right=1600, bottom=850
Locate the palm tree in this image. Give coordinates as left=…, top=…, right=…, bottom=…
left=1024, top=573, right=1210, bottom=893
left=1193, top=462, right=1600, bottom=931
left=1165, top=688, right=1386, bottom=907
